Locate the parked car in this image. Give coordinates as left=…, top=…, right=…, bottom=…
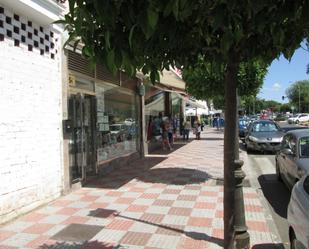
left=239, top=118, right=249, bottom=142
left=287, top=174, right=309, bottom=249
left=288, top=113, right=309, bottom=124
left=276, top=129, right=309, bottom=190
left=245, top=120, right=284, bottom=153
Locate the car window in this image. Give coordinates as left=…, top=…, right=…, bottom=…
left=252, top=122, right=278, bottom=132
left=304, top=176, right=309, bottom=195
left=299, top=136, right=309, bottom=158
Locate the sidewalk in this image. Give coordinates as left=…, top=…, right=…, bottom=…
left=0, top=129, right=279, bottom=249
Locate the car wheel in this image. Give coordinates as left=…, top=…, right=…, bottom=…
left=275, top=161, right=282, bottom=182
left=295, top=120, right=299, bottom=124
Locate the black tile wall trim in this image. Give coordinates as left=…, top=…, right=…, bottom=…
left=13, top=26, right=19, bottom=34
left=21, top=23, right=26, bottom=31
left=6, top=30, right=12, bottom=37
left=0, top=6, right=57, bottom=60
left=6, top=16, right=11, bottom=24
left=13, top=14, right=19, bottom=21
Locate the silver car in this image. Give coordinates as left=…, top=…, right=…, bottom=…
left=288, top=174, right=309, bottom=249
left=245, top=120, right=284, bottom=153
left=276, top=129, right=309, bottom=190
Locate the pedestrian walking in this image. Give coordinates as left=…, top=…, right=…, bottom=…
left=194, top=118, right=201, bottom=140
left=183, top=118, right=191, bottom=141
left=162, top=116, right=173, bottom=150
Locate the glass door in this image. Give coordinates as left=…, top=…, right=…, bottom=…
left=68, top=93, right=96, bottom=183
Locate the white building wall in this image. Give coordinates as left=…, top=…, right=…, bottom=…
left=0, top=4, right=63, bottom=223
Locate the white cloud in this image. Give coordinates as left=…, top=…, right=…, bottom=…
left=272, top=83, right=281, bottom=92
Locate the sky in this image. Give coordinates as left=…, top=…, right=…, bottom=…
left=258, top=44, right=309, bottom=103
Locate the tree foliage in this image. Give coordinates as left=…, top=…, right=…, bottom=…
left=286, top=80, right=309, bottom=112
left=61, top=0, right=309, bottom=80
left=182, top=56, right=267, bottom=101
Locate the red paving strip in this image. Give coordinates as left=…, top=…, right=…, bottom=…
left=140, top=213, right=165, bottom=224
left=23, top=223, right=54, bottom=234
left=106, top=219, right=134, bottom=230
left=194, top=202, right=216, bottom=209
left=247, top=220, right=270, bottom=232
left=0, top=231, right=15, bottom=242
left=177, top=195, right=198, bottom=201
left=153, top=199, right=174, bottom=207
left=56, top=207, right=79, bottom=215
left=168, top=207, right=192, bottom=216
left=188, top=217, right=212, bottom=227
left=19, top=212, right=46, bottom=222
left=121, top=231, right=152, bottom=246
left=177, top=237, right=209, bottom=249
left=126, top=204, right=149, bottom=212
left=61, top=216, right=90, bottom=225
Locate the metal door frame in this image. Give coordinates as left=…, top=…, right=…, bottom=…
left=69, top=93, right=96, bottom=183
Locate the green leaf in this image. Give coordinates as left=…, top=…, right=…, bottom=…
left=106, top=49, right=116, bottom=74
left=147, top=8, right=159, bottom=29
left=129, top=24, right=137, bottom=48
left=105, top=30, right=111, bottom=50
left=69, top=0, right=76, bottom=14
left=150, top=71, right=156, bottom=83
left=163, top=1, right=174, bottom=17
left=173, top=0, right=179, bottom=20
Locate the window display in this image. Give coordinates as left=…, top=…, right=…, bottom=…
left=96, top=83, right=138, bottom=163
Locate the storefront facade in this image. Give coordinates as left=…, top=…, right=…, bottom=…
left=63, top=50, right=141, bottom=187
left=143, top=70, right=187, bottom=153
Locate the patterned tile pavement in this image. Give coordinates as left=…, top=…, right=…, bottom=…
left=0, top=129, right=280, bottom=249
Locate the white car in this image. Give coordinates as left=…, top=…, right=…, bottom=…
left=287, top=174, right=309, bottom=249
left=288, top=114, right=309, bottom=124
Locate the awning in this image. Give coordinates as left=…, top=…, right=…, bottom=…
left=186, top=108, right=209, bottom=116
left=186, top=99, right=206, bottom=109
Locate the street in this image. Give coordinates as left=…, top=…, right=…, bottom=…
left=244, top=122, right=301, bottom=249
left=246, top=151, right=290, bottom=249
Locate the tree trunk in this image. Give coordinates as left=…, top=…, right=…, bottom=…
left=224, top=54, right=239, bottom=248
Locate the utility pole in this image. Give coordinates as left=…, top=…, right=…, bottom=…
left=298, top=85, right=301, bottom=113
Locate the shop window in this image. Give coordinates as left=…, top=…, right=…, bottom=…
left=95, top=83, right=138, bottom=162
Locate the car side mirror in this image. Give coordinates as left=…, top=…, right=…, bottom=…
left=282, top=148, right=293, bottom=155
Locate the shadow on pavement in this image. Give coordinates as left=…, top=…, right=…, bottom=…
left=86, top=156, right=167, bottom=189
left=117, top=214, right=224, bottom=247
left=148, top=140, right=191, bottom=156
left=136, top=167, right=215, bottom=185
left=198, top=137, right=224, bottom=141
left=38, top=240, right=117, bottom=249
left=252, top=243, right=285, bottom=249
left=258, top=174, right=291, bottom=218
